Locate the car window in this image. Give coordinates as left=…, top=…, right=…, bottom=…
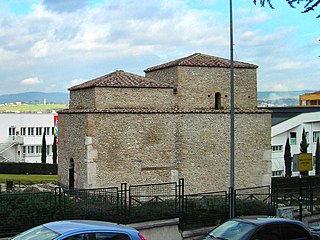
left=96, top=232, right=130, bottom=240
left=64, top=233, right=93, bottom=240
left=251, top=224, right=281, bottom=240
left=10, top=225, right=60, bottom=240
left=281, top=223, right=313, bottom=240
left=205, top=220, right=256, bottom=240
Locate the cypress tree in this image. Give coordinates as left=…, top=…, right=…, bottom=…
left=300, top=128, right=309, bottom=176
left=41, top=132, right=46, bottom=164
left=316, top=138, right=320, bottom=176
left=284, top=137, right=292, bottom=177
left=52, top=135, right=57, bottom=164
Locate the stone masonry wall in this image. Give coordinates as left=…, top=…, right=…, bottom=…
left=145, top=67, right=178, bottom=86
left=94, top=87, right=175, bottom=110
left=58, top=111, right=271, bottom=193
left=177, top=66, right=257, bottom=111
left=146, top=66, right=257, bottom=111
left=69, top=88, right=95, bottom=110
left=58, top=113, right=89, bottom=188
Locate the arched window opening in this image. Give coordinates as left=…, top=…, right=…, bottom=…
left=215, top=92, right=221, bottom=109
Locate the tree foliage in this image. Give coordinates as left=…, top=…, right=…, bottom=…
left=300, top=128, right=309, bottom=154
left=41, top=133, right=46, bottom=164
left=254, top=0, right=320, bottom=17
left=284, top=138, right=292, bottom=177
left=300, top=128, right=309, bottom=175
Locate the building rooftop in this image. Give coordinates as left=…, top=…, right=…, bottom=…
left=144, top=53, right=258, bottom=72
left=69, top=70, right=171, bottom=91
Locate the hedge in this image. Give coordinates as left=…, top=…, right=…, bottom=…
left=0, top=162, right=57, bottom=175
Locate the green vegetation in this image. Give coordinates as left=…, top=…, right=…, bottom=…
left=0, top=103, right=67, bottom=112
left=0, top=174, right=57, bottom=185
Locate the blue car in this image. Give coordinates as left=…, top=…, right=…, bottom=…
left=10, top=220, right=147, bottom=240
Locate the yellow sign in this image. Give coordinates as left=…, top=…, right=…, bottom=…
left=298, top=153, right=313, bottom=171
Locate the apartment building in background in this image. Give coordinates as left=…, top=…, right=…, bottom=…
left=299, top=91, right=320, bottom=106
left=0, top=112, right=58, bottom=163
left=270, top=107, right=320, bottom=176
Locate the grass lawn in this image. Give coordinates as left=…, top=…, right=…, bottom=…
left=0, top=104, right=67, bottom=112
left=0, top=174, right=57, bottom=185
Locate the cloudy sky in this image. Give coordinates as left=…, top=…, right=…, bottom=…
left=0, top=0, right=319, bottom=94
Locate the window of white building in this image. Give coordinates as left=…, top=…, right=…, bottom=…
left=44, top=127, right=50, bottom=135
left=272, top=145, right=283, bottom=152
left=22, top=146, right=26, bottom=154
left=28, top=146, right=34, bottom=154
left=290, top=132, right=297, bottom=145
left=46, top=146, right=50, bottom=155
left=28, top=127, right=34, bottom=136
left=36, top=127, right=42, bottom=136
left=9, top=127, right=16, bottom=136
left=36, top=146, right=42, bottom=154
left=313, top=131, right=320, bottom=143
left=20, top=127, right=26, bottom=136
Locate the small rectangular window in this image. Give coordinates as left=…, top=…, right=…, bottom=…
left=36, top=146, right=42, bottom=154
left=28, top=127, right=34, bottom=136
left=44, top=127, right=50, bottom=135
left=313, top=131, right=320, bottom=143
left=36, top=127, right=42, bottom=136
left=290, top=132, right=297, bottom=145
left=20, top=127, right=26, bottom=136
left=9, top=127, right=16, bottom=136
left=28, top=146, right=34, bottom=154
left=272, top=145, right=283, bottom=152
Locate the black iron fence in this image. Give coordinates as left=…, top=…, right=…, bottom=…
left=2, top=176, right=320, bottom=237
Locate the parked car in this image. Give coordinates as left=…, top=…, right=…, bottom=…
left=10, top=220, right=147, bottom=240
left=310, top=225, right=320, bottom=237
left=203, top=218, right=320, bottom=240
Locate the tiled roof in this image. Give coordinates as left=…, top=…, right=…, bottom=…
left=301, top=91, right=320, bottom=96
left=144, top=53, right=258, bottom=72
left=69, top=70, right=171, bottom=91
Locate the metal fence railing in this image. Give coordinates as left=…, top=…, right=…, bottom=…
left=181, top=191, right=228, bottom=231
left=235, top=185, right=273, bottom=217
left=2, top=176, right=320, bottom=237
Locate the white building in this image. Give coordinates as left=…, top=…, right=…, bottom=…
left=271, top=111, right=320, bottom=176
left=0, top=112, right=58, bottom=163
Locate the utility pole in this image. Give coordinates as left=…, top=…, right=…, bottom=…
left=229, top=0, right=235, bottom=219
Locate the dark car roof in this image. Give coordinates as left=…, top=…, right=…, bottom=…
left=233, top=218, right=306, bottom=227
left=44, top=220, right=138, bottom=235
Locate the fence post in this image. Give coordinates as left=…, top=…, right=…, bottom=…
left=120, top=183, right=127, bottom=224
left=299, top=176, right=303, bottom=221
left=178, top=178, right=185, bottom=231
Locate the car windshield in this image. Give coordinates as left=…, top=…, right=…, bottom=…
left=11, top=225, right=60, bottom=240
left=204, top=220, right=256, bottom=240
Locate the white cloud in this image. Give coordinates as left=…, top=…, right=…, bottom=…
left=21, top=77, right=42, bottom=85
left=0, top=0, right=319, bottom=93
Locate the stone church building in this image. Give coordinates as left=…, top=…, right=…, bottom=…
left=58, top=53, right=271, bottom=193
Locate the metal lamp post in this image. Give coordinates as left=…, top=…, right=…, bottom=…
left=229, top=0, right=235, bottom=219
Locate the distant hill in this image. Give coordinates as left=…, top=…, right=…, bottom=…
left=0, top=92, right=69, bottom=104
left=257, top=90, right=316, bottom=107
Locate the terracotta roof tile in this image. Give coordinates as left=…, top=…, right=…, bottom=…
left=69, top=70, right=171, bottom=91
left=144, top=53, right=258, bottom=72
